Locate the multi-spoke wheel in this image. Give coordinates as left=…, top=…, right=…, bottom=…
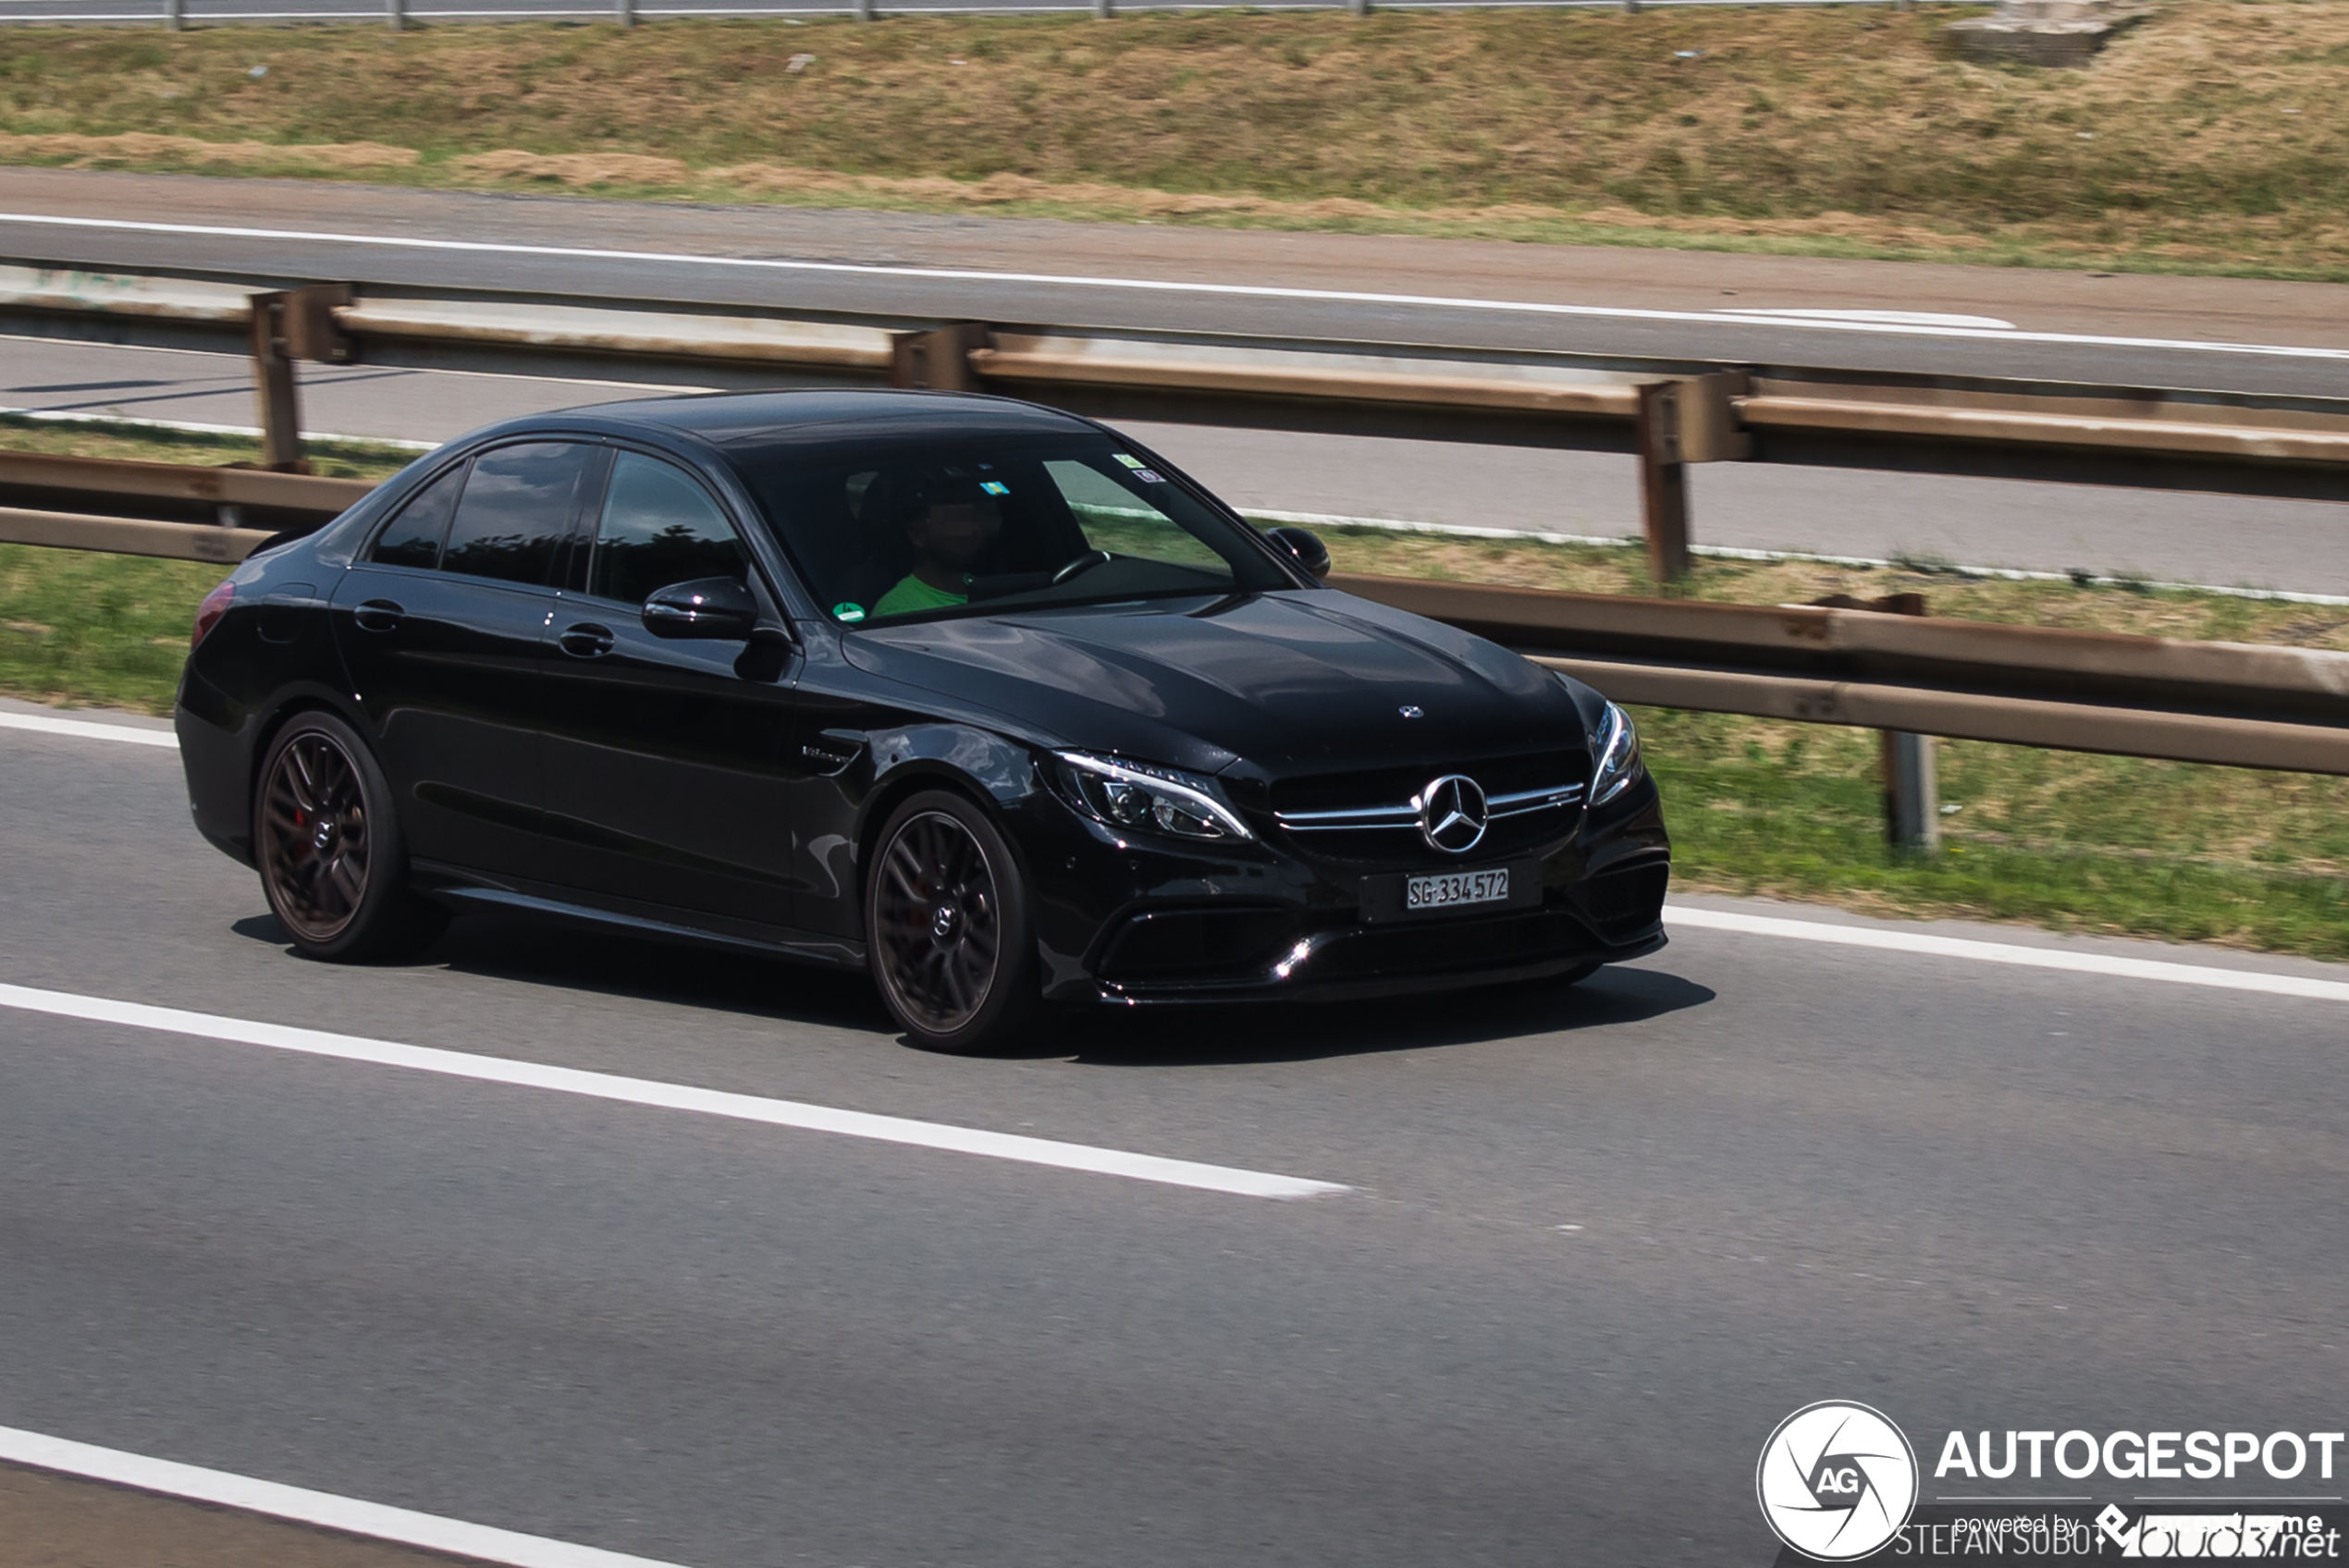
left=866, top=790, right=1039, bottom=1054
left=255, top=712, right=442, bottom=962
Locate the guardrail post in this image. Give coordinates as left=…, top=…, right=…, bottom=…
left=1884, top=730, right=1940, bottom=854
left=1636, top=381, right=1689, bottom=583
left=245, top=286, right=351, bottom=473
left=247, top=294, right=305, bottom=472
left=891, top=324, right=988, bottom=392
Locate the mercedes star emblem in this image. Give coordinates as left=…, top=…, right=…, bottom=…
left=1417, top=774, right=1489, bottom=854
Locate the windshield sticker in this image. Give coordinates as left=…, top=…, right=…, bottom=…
left=1113, top=453, right=1147, bottom=470
left=979, top=481, right=1010, bottom=496
left=831, top=602, right=866, bottom=623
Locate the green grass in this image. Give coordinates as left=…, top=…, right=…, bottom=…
left=4, top=3, right=2349, bottom=279
left=1642, top=708, right=2349, bottom=960
left=6, top=423, right=2346, bottom=960
left=0, top=418, right=416, bottom=707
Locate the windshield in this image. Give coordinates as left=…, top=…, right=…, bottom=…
left=729, top=433, right=1293, bottom=627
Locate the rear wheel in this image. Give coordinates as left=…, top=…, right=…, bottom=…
left=866, top=790, right=1039, bottom=1054
left=254, top=712, right=443, bottom=962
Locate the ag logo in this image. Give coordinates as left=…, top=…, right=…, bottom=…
left=1756, top=1401, right=1919, bottom=1562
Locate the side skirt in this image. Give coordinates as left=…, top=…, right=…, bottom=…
left=409, top=862, right=867, bottom=971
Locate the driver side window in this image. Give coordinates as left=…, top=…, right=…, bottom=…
left=588, top=452, right=747, bottom=606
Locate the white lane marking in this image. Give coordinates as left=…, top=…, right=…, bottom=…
left=1666, top=904, right=2349, bottom=1003
left=0, top=711, right=178, bottom=748
left=0, top=1423, right=692, bottom=1568
left=1716, top=307, right=2017, bottom=330
left=5, top=212, right=2346, bottom=365
left=0, top=981, right=1349, bottom=1199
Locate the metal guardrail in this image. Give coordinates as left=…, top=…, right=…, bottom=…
left=2, top=457, right=2343, bottom=783
left=6, top=261, right=2347, bottom=811
left=11, top=258, right=2349, bottom=590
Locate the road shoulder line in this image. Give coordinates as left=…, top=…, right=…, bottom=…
left=1666, top=903, right=2349, bottom=1002
left=0, top=711, right=178, bottom=748
left=0, top=980, right=1350, bottom=1199
left=0, top=1425, right=690, bottom=1568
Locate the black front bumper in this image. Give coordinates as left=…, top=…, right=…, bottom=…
left=1023, top=777, right=1672, bottom=1006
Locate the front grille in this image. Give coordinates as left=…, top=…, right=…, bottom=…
left=1264, top=750, right=1588, bottom=866
left=1268, top=750, right=1584, bottom=815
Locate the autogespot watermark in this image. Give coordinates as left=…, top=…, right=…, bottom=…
left=1759, top=1407, right=2348, bottom=1562
left=1758, top=1402, right=1923, bottom=1561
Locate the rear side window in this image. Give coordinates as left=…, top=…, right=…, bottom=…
left=368, top=463, right=464, bottom=570
left=441, top=443, right=596, bottom=587
left=588, top=452, right=746, bottom=606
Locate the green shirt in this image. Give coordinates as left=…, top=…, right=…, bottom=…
left=872, top=575, right=968, bottom=618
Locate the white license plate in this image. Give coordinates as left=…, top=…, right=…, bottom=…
left=1404, top=867, right=1510, bottom=913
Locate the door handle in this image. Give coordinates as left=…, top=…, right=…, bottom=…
left=559, top=622, right=616, bottom=659
left=352, top=599, right=403, bottom=632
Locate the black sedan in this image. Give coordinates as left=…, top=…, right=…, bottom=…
left=177, top=390, right=1669, bottom=1053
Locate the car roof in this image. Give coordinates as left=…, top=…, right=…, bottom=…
left=523, top=388, right=1102, bottom=452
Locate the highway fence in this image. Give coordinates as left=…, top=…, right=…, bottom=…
left=5, top=259, right=2346, bottom=843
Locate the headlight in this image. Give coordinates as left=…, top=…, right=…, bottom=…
left=1589, top=701, right=1644, bottom=807
left=1052, top=751, right=1254, bottom=842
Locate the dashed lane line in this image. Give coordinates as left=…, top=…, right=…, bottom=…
left=0, top=1424, right=693, bottom=1568
left=0, top=980, right=1352, bottom=1200
left=0, top=711, right=177, bottom=748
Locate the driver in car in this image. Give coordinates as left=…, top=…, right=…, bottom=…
left=873, top=476, right=1004, bottom=617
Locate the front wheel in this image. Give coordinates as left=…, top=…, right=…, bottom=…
left=254, top=711, right=444, bottom=962
left=866, top=790, right=1040, bottom=1055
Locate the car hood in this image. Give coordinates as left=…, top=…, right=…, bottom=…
left=838, top=590, right=1587, bottom=778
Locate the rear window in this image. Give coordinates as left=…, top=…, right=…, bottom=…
left=440, top=442, right=597, bottom=587
left=728, top=434, right=1289, bottom=627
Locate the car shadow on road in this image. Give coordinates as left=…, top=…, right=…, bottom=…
left=231, top=911, right=897, bottom=1034
left=1042, top=964, right=1716, bottom=1067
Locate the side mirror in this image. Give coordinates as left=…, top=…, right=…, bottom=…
left=1265, top=525, right=1331, bottom=581
left=643, top=576, right=758, bottom=641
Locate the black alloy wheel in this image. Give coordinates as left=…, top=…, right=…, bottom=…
left=255, top=712, right=442, bottom=962
left=866, top=790, right=1039, bottom=1054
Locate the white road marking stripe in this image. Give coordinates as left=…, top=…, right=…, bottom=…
left=0, top=981, right=1350, bottom=1199
left=0, top=711, right=178, bottom=748
left=5, top=211, right=2346, bottom=364
left=0, top=1423, right=693, bottom=1568
left=1666, top=904, right=2349, bottom=1003
left=1716, top=307, right=2017, bottom=330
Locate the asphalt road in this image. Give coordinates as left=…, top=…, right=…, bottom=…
left=13, top=330, right=2349, bottom=594
left=7, top=169, right=2349, bottom=397
left=3, top=699, right=2346, bottom=1566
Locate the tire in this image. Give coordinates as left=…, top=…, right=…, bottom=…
left=253, top=711, right=445, bottom=962
left=865, top=789, right=1040, bottom=1055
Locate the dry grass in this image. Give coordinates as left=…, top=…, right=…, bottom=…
left=3, top=4, right=2347, bottom=275
left=1315, top=524, right=2349, bottom=649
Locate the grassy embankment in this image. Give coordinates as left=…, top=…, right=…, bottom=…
left=3, top=3, right=2348, bottom=276
left=6, top=418, right=2346, bottom=958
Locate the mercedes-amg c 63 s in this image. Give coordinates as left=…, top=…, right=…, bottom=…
left=177, top=390, right=1669, bottom=1052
